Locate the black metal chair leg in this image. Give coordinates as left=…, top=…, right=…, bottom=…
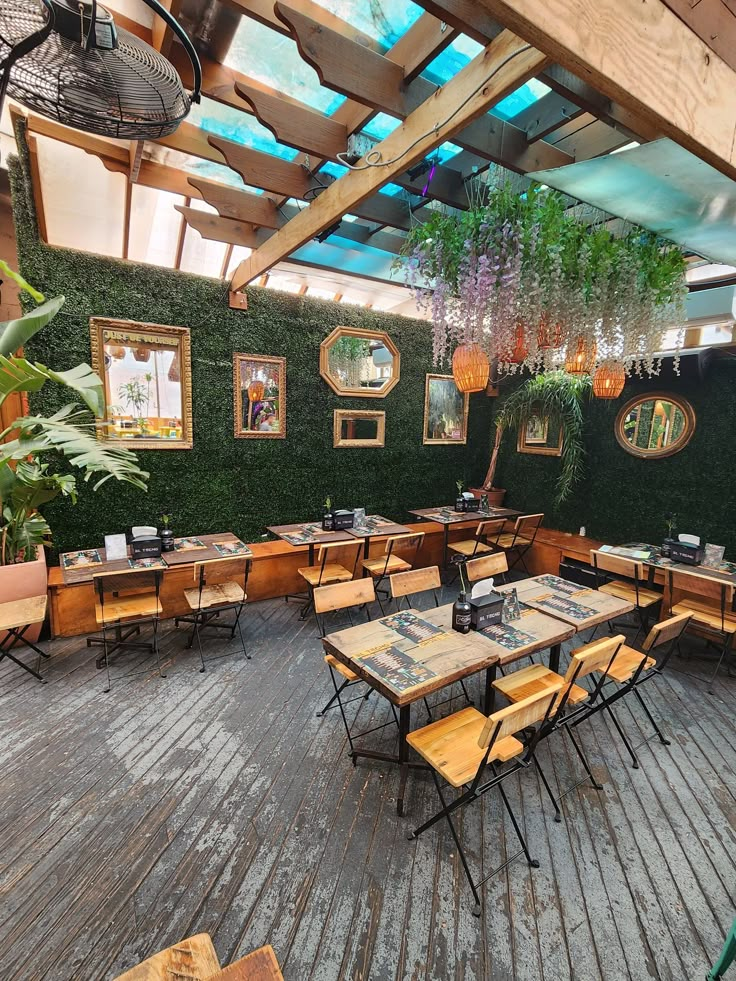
left=423, top=697, right=434, bottom=721
left=533, top=756, right=562, bottom=823
left=432, top=772, right=483, bottom=915
left=604, top=702, right=639, bottom=769
left=102, top=628, right=111, bottom=694
left=460, top=679, right=472, bottom=705
left=565, top=726, right=604, bottom=790
left=632, top=687, right=670, bottom=746
left=235, top=607, right=250, bottom=659
left=317, top=673, right=350, bottom=717
left=498, top=783, right=539, bottom=868
left=153, top=619, right=165, bottom=678
left=707, top=642, right=731, bottom=694
left=194, top=618, right=206, bottom=673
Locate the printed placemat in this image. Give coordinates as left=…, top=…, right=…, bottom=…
left=61, top=549, right=103, bottom=569
left=358, top=646, right=438, bottom=693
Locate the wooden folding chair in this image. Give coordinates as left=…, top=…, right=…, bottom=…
left=493, top=634, right=627, bottom=818
left=447, top=518, right=506, bottom=561
left=113, top=933, right=284, bottom=981
left=0, top=595, right=49, bottom=682
left=316, top=578, right=399, bottom=751
left=297, top=539, right=362, bottom=622
left=668, top=569, right=736, bottom=690
left=465, top=551, right=509, bottom=587
left=90, top=568, right=163, bottom=693
left=590, top=548, right=662, bottom=642
left=407, top=683, right=564, bottom=915
left=362, top=532, right=424, bottom=612
left=496, top=513, right=544, bottom=572
left=592, top=612, right=692, bottom=767
left=175, top=557, right=251, bottom=671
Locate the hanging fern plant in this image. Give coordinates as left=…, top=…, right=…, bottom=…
left=483, top=371, right=592, bottom=507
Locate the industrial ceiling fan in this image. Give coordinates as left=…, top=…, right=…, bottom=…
left=0, top=0, right=202, bottom=140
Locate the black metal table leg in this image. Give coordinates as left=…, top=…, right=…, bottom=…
left=484, top=662, right=498, bottom=714
left=443, top=525, right=450, bottom=570
left=396, top=704, right=411, bottom=817
left=549, top=643, right=562, bottom=674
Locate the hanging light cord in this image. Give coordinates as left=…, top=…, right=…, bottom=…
left=336, top=43, right=532, bottom=171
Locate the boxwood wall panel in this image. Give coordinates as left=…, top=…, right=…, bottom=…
left=494, top=360, right=736, bottom=555
left=8, top=138, right=492, bottom=555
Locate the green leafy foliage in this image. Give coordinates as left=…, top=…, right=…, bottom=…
left=494, top=372, right=592, bottom=507
left=0, top=356, right=104, bottom=415
left=0, top=460, right=77, bottom=564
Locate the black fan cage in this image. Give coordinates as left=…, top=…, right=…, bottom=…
left=0, top=0, right=192, bottom=139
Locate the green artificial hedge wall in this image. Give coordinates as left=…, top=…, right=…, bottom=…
left=8, top=130, right=493, bottom=555
left=494, top=359, right=736, bottom=555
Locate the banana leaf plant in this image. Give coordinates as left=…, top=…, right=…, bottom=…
left=0, top=263, right=148, bottom=564
left=482, top=371, right=592, bottom=507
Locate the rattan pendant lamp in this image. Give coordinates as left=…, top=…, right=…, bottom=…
left=0, top=0, right=201, bottom=139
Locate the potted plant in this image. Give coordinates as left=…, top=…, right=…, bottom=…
left=455, top=478, right=464, bottom=511
left=159, top=513, right=175, bottom=552
left=0, top=263, right=148, bottom=638
left=478, top=371, right=592, bottom=509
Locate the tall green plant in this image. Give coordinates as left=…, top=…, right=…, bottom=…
left=0, top=267, right=148, bottom=563
left=483, top=372, right=592, bottom=507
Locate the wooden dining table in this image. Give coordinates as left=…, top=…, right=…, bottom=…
left=323, top=601, right=575, bottom=815
left=407, top=504, right=522, bottom=567
left=497, top=574, right=635, bottom=664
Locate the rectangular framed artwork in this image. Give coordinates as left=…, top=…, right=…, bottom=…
left=422, top=374, right=469, bottom=445
left=233, top=354, right=286, bottom=438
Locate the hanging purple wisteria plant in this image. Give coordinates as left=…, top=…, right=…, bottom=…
left=402, top=182, right=688, bottom=379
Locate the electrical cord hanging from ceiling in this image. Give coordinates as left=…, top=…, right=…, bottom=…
left=335, top=43, right=533, bottom=171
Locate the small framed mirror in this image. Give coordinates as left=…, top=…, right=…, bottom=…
left=333, top=409, right=385, bottom=448
left=615, top=392, right=695, bottom=458
left=320, top=326, right=400, bottom=398
left=90, top=317, right=193, bottom=449
left=517, top=412, right=563, bottom=456
left=233, top=354, right=286, bottom=438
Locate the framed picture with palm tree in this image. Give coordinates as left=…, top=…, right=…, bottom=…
left=423, top=374, right=469, bottom=445
left=90, top=318, right=193, bottom=449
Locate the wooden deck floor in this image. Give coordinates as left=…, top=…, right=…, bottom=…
left=1, top=588, right=734, bottom=981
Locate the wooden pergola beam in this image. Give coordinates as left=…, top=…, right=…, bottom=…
left=474, top=0, right=736, bottom=179
left=174, top=207, right=265, bottom=248
left=231, top=31, right=549, bottom=289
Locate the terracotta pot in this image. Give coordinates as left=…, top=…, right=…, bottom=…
left=0, top=546, right=47, bottom=644
left=469, top=486, right=506, bottom=507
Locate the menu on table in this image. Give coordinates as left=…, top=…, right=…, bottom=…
left=535, top=593, right=597, bottom=621
left=534, top=575, right=587, bottom=597
left=357, top=646, right=438, bottom=693
left=482, top=621, right=535, bottom=651
left=381, top=610, right=445, bottom=644
left=212, top=540, right=252, bottom=557
left=61, top=549, right=103, bottom=570
left=173, top=537, right=207, bottom=551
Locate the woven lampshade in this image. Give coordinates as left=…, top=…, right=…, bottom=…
left=109, top=345, right=126, bottom=360
left=565, top=335, right=597, bottom=375
left=505, top=324, right=529, bottom=364
left=452, top=342, right=489, bottom=392
left=537, top=313, right=563, bottom=350
left=248, top=381, right=265, bottom=402
left=592, top=362, right=626, bottom=398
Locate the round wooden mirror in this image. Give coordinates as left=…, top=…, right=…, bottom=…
left=615, top=392, right=695, bottom=459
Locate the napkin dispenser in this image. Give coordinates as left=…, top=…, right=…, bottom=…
left=130, top=535, right=162, bottom=559
left=456, top=492, right=481, bottom=513
left=668, top=540, right=704, bottom=566
left=469, top=590, right=504, bottom=630
left=332, top=509, right=355, bottom=531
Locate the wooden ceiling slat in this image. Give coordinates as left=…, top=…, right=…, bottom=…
left=187, top=177, right=280, bottom=226
left=230, top=31, right=549, bottom=289
left=472, top=0, right=736, bottom=179
left=661, top=0, right=736, bottom=75
left=235, top=81, right=348, bottom=159
left=512, top=90, right=585, bottom=141
left=174, top=206, right=264, bottom=247
left=208, top=136, right=312, bottom=197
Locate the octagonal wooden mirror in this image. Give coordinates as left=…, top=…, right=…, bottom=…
left=320, top=326, right=400, bottom=398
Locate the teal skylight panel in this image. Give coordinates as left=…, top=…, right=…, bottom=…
left=321, top=161, right=349, bottom=180
left=310, top=0, right=423, bottom=46
left=362, top=112, right=401, bottom=140
left=189, top=97, right=299, bottom=161
left=494, top=79, right=552, bottom=120
left=224, top=18, right=345, bottom=115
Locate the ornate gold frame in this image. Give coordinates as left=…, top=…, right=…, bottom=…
left=422, top=374, right=469, bottom=445
left=517, top=415, right=563, bottom=456
left=90, top=317, right=193, bottom=450
left=615, top=392, right=696, bottom=459
left=333, top=409, right=386, bottom=448
left=319, top=325, right=400, bottom=398
left=233, top=353, right=287, bottom=439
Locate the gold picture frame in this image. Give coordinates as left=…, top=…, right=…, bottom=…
left=319, top=325, right=400, bottom=398
left=423, top=374, right=469, bottom=445
left=517, top=414, right=563, bottom=456
left=233, top=353, right=286, bottom=439
left=90, top=317, right=193, bottom=450
left=333, top=409, right=386, bottom=448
